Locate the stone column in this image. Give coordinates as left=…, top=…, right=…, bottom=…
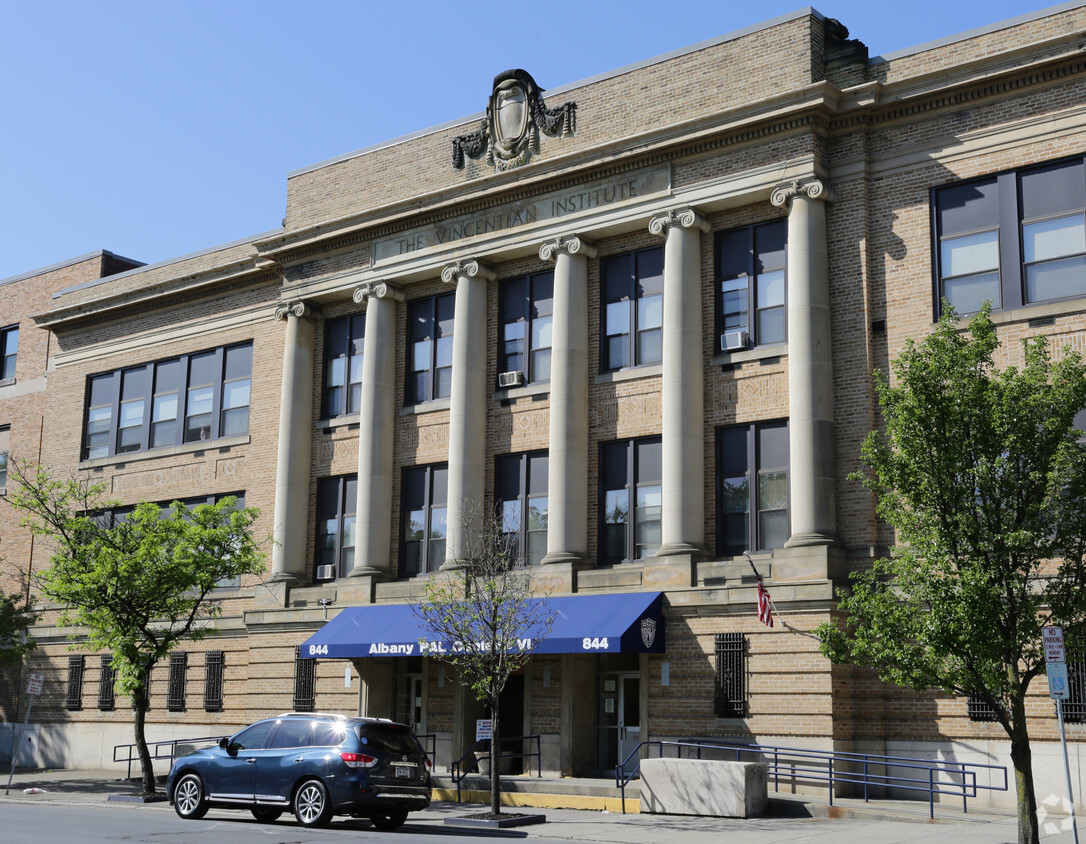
left=649, top=208, right=710, bottom=558
left=539, top=235, right=595, bottom=567
left=771, top=179, right=837, bottom=546
left=271, top=301, right=319, bottom=582
left=350, top=281, right=403, bottom=579
left=440, top=258, right=493, bottom=569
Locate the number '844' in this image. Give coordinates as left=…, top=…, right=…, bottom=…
left=582, top=637, right=609, bottom=650
left=308, top=644, right=329, bottom=656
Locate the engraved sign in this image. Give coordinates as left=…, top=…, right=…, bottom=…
left=374, top=166, right=670, bottom=263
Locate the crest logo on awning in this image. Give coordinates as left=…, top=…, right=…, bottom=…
left=640, top=618, right=657, bottom=648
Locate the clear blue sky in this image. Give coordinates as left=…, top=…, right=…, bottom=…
left=0, top=0, right=1059, bottom=281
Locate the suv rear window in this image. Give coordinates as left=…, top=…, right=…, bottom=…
left=360, top=725, right=422, bottom=756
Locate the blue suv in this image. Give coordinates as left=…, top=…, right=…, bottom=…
left=167, top=712, right=431, bottom=829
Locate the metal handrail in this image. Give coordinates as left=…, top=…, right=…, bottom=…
left=450, top=735, right=543, bottom=802
left=415, top=732, right=437, bottom=763
left=615, top=738, right=1009, bottom=816
left=113, top=735, right=228, bottom=780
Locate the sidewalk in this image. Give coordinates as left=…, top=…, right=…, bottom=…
left=0, top=766, right=1073, bottom=843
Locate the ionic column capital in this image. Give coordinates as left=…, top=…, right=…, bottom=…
left=539, top=234, right=597, bottom=262
left=440, top=258, right=494, bottom=285
left=648, top=207, right=710, bottom=237
left=353, top=281, right=404, bottom=304
left=770, top=178, right=834, bottom=209
left=273, top=300, right=321, bottom=321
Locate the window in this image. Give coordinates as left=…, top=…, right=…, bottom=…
left=316, top=475, right=357, bottom=580
left=323, top=314, right=365, bottom=417
left=601, top=247, right=664, bottom=371
left=714, top=632, right=747, bottom=718
left=66, top=655, right=85, bottom=711
left=268, top=718, right=313, bottom=748
left=232, top=720, right=275, bottom=750
left=500, top=272, right=554, bottom=384
left=0, top=324, right=17, bottom=381
left=294, top=647, right=315, bottom=712
left=496, top=452, right=548, bottom=566
left=401, top=464, right=448, bottom=576
left=97, top=655, right=116, bottom=711
left=0, top=425, right=8, bottom=490
left=716, top=421, right=789, bottom=556
left=599, top=438, right=661, bottom=565
left=716, top=220, right=787, bottom=350
left=1067, top=658, right=1086, bottom=724
left=167, top=652, right=188, bottom=712
left=407, top=294, right=454, bottom=404
left=82, top=342, right=252, bottom=460
left=204, top=651, right=224, bottom=713
left=967, top=694, right=998, bottom=722
left=934, top=156, right=1086, bottom=315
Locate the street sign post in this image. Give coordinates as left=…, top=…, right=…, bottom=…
left=6, top=672, right=44, bottom=796
left=1044, top=627, right=1079, bottom=844
left=1045, top=627, right=1067, bottom=664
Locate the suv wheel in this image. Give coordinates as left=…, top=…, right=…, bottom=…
left=251, top=807, right=282, bottom=822
left=371, top=808, right=408, bottom=830
left=293, top=779, right=333, bottom=828
left=173, top=773, right=209, bottom=820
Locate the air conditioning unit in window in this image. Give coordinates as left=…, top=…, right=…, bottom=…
left=498, top=370, right=525, bottom=388
left=315, top=564, right=336, bottom=581
left=721, top=330, right=749, bottom=352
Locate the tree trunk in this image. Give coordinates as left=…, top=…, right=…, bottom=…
left=1009, top=713, right=1039, bottom=844
left=132, top=676, right=155, bottom=794
left=490, top=696, right=501, bottom=816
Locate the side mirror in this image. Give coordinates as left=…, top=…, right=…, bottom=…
left=218, top=737, right=230, bottom=750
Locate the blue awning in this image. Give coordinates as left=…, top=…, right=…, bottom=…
left=299, top=591, right=665, bottom=659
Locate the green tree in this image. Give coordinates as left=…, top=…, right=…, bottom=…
left=6, top=462, right=266, bottom=793
left=0, top=588, right=36, bottom=667
left=414, top=510, right=553, bottom=817
left=817, top=305, right=1086, bottom=844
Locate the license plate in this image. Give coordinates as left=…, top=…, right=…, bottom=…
left=394, top=765, right=411, bottom=778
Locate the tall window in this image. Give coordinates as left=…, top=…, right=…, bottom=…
left=293, top=647, right=315, bottom=713
left=496, top=452, right=548, bottom=566
left=0, top=425, right=9, bottom=489
left=316, top=475, right=357, bottom=580
left=323, top=314, right=365, bottom=417
left=401, top=464, right=448, bottom=576
left=407, top=294, right=454, bottom=404
left=97, top=655, right=116, bottom=711
left=601, top=247, right=664, bottom=371
left=66, top=655, right=85, bottom=711
left=500, top=272, right=554, bottom=384
left=599, top=438, right=661, bottom=565
left=0, top=324, right=17, bottom=380
left=934, top=155, right=1086, bottom=314
left=716, top=421, right=789, bottom=556
left=166, top=652, right=188, bottom=712
left=82, top=342, right=252, bottom=460
left=714, top=633, right=747, bottom=718
left=716, top=219, right=787, bottom=350
left=204, top=651, right=225, bottom=713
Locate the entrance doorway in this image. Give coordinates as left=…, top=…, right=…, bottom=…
left=393, top=658, right=423, bottom=734
left=597, top=670, right=640, bottom=772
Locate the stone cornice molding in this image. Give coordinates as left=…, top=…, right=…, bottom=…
left=353, top=281, right=404, bottom=304
left=440, top=258, right=495, bottom=285
left=770, top=179, right=834, bottom=210
left=539, top=235, right=597, bottom=262
left=648, top=207, right=711, bottom=238
left=273, top=300, right=321, bottom=321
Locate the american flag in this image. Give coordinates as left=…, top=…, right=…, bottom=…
left=756, top=580, right=774, bottom=628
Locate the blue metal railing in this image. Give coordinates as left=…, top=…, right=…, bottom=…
left=615, top=739, right=1008, bottom=817
left=450, top=735, right=543, bottom=802
left=113, top=735, right=227, bottom=780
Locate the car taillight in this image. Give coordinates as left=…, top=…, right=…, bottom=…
left=426, top=758, right=432, bottom=769
left=340, top=752, right=377, bottom=768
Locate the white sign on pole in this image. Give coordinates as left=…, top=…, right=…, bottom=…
left=1044, top=627, right=1066, bottom=664
left=1049, top=662, right=1070, bottom=700
left=475, top=719, right=492, bottom=742
left=26, top=673, right=43, bottom=696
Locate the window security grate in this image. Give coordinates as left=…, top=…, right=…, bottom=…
left=97, top=655, right=116, bottom=711
left=967, top=694, right=999, bottom=722
left=166, top=652, right=188, bottom=712
left=294, top=646, right=315, bottom=712
left=714, top=632, right=746, bottom=718
left=66, top=655, right=85, bottom=711
left=204, top=651, right=224, bottom=712
left=1066, top=659, right=1086, bottom=724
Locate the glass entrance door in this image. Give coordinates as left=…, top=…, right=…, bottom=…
left=394, top=672, right=423, bottom=734
left=597, top=671, right=641, bottom=771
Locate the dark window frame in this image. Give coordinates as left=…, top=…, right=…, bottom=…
left=932, top=154, right=1086, bottom=317
left=81, top=342, right=252, bottom=461
left=0, top=424, right=9, bottom=490
left=315, top=475, right=357, bottom=581
left=0, top=324, right=18, bottom=381
left=495, top=451, right=549, bottom=566
left=294, top=646, right=316, bottom=712
left=715, top=219, right=788, bottom=351
left=166, top=652, right=188, bottom=712
left=66, top=654, right=85, bottom=711
left=598, top=437, right=662, bottom=565
left=714, top=632, right=747, bottom=718
left=499, top=271, right=554, bottom=385
left=716, top=421, right=790, bottom=557
left=400, top=463, right=448, bottom=577
left=406, top=294, right=454, bottom=405
left=204, top=650, right=224, bottom=713
left=322, top=314, right=366, bottom=418
left=601, top=246, right=665, bottom=372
